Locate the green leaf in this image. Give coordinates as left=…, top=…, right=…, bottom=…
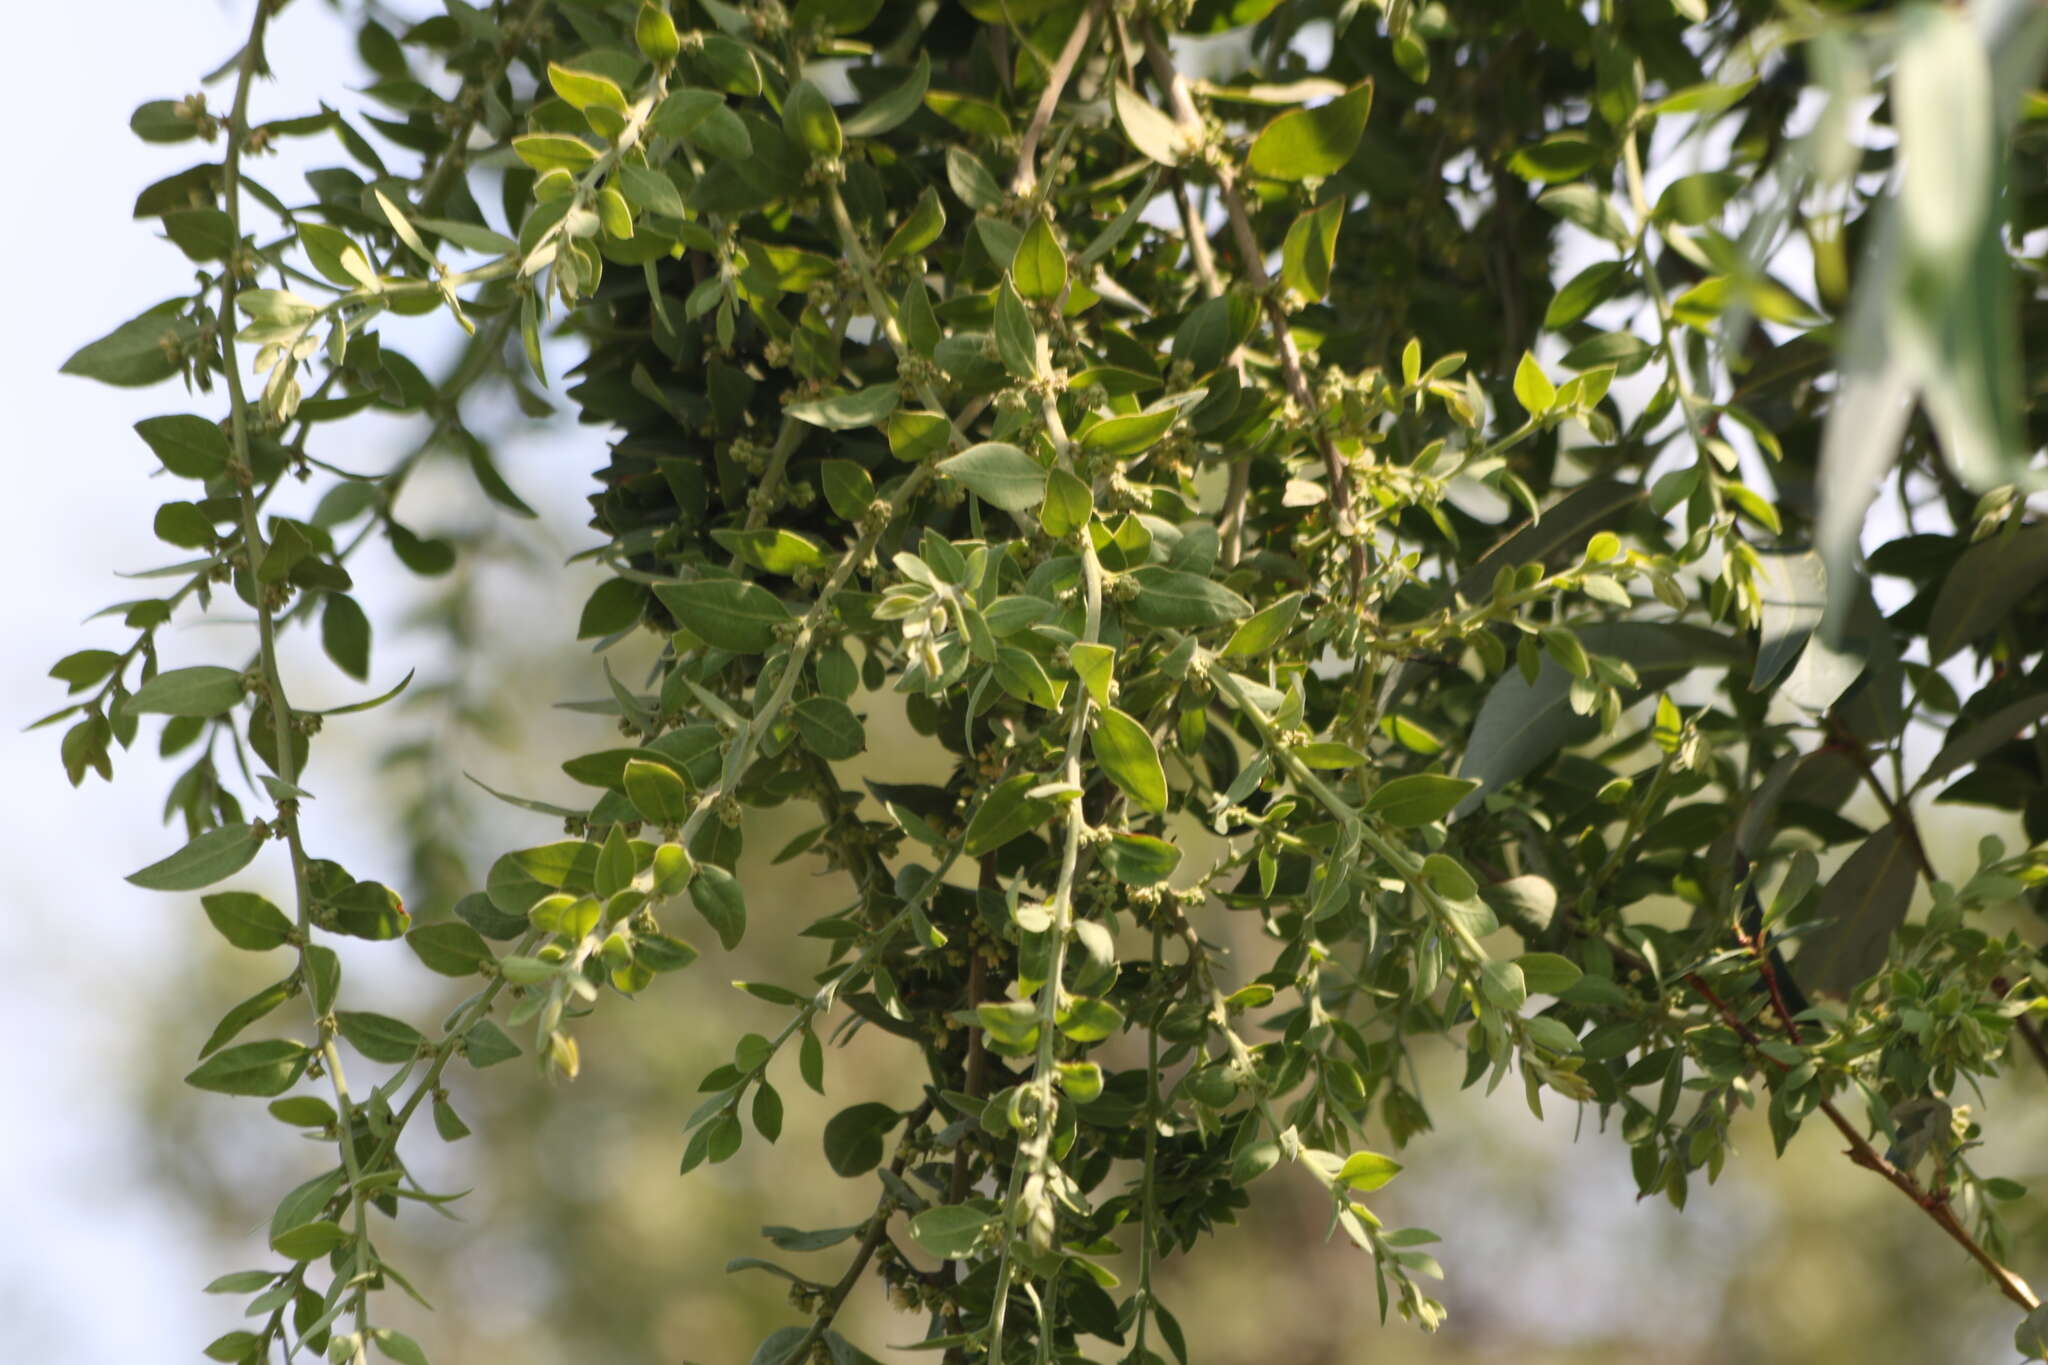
left=1512, top=352, right=1556, bottom=416
left=907, top=1205, right=995, bottom=1259
left=1078, top=405, right=1179, bottom=457
left=548, top=63, right=628, bottom=114
left=1544, top=260, right=1629, bottom=329
left=1039, top=468, right=1093, bottom=538
left=271, top=1220, right=350, bottom=1262
left=1656, top=172, right=1743, bottom=227
left=963, top=773, right=1054, bottom=855
left=887, top=409, right=951, bottom=464
left=1926, top=525, right=2048, bottom=662
left=656, top=578, right=792, bottom=653
left=1222, top=592, right=1303, bottom=657
left=625, top=757, right=692, bottom=824
left=1280, top=197, right=1344, bottom=302
left=1056, top=996, right=1123, bottom=1043
left=842, top=52, right=930, bottom=138
left=1752, top=547, right=1826, bottom=691
left=690, top=862, right=748, bottom=950
left=1338, top=1151, right=1403, bottom=1192
left=782, top=80, right=843, bottom=159
left=1537, top=184, right=1630, bottom=244
left=1114, top=81, right=1185, bottom=166
left=372, top=1329, right=433, bottom=1365
left=201, top=892, right=293, bottom=951
left=336, top=1011, right=424, bottom=1064
left=185, top=1039, right=309, bottom=1097
left=1246, top=82, right=1372, bottom=181
left=820, top=460, right=877, bottom=523
left=127, top=664, right=243, bottom=717
left=1091, top=707, right=1167, bottom=814
left=792, top=696, right=865, bottom=760
left=1012, top=216, right=1067, bottom=302
left=935, top=443, right=1046, bottom=512
left=1507, top=132, right=1602, bottom=184
left=62, top=302, right=197, bottom=387
left=822, top=1102, right=900, bottom=1177
left=199, top=980, right=292, bottom=1058
left=1515, top=953, right=1583, bottom=995
left=464, top=1020, right=522, bottom=1068
left=1123, top=566, right=1251, bottom=629
left=126, top=822, right=264, bottom=892
left=1364, top=774, right=1477, bottom=827
left=1795, top=822, right=1917, bottom=997
left=1921, top=693, right=2048, bottom=787
left=406, top=921, right=494, bottom=977
left=134, top=414, right=229, bottom=479
left=786, top=382, right=900, bottom=430
left=512, top=133, right=599, bottom=172
left=322, top=592, right=372, bottom=680
left=1100, top=831, right=1181, bottom=886
left=713, top=528, right=832, bottom=575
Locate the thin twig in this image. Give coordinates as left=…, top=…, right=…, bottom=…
left=1683, top=971, right=2038, bottom=1309
left=1011, top=4, right=1099, bottom=198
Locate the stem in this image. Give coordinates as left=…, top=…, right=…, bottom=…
left=990, top=395, right=1105, bottom=1364
left=1011, top=3, right=1100, bottom=198
left=217, top=0, right=377, bottom=1346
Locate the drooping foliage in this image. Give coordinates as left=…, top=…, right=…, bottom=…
left=45, top=0, right=2048, bottom=1361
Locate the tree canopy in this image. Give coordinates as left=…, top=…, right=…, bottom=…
left=43, top=1, right=2048, bottom=1362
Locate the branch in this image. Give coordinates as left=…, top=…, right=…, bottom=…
left=1010, top=3, right=1100, bottom=198
left=1138, top=26, right=1366, bottom=599
left=1683, top=971, right=2039, bottom=1310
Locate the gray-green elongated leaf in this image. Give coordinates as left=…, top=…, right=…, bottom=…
left=1751, top=546, right=1825, bottom=691
left=1455, top=623, right=1737, bottom=817
left=134, top=414, right=229, bottom=479
left=1091, top=707, right=1167, bottom=814
left=126, top=822, right=264, bottom=891
left=935, top=443, right=1046, bottom=511
left=1364, top=774, right=1478, bottom=827
left=1246, top=82, right=1372, bottom=181
left=657, top=578, right=792, bottom=653
left=1122, top=566, right=1251, bottom=629
left=1793, top=821, right=1917, bottom=998
left=184, top=1039, right=309, bottom=1097
left=841, top=51, right=929, bottom=137
left=1926, top=524, right=2048, bottom=662
left=199, top=980, right=292, bottom=1058
left=127, top=665, right=244, bottom=717
left=786, top=382, right=900, bottom=430
left=1919, top=692, right=2048, bottom=788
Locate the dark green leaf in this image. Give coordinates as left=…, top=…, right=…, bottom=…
left=185, top=1039, right=309, bottom=1097
left=657, top=578, right=793, bottom=653
left=126, top=823, right=264, bottom=892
